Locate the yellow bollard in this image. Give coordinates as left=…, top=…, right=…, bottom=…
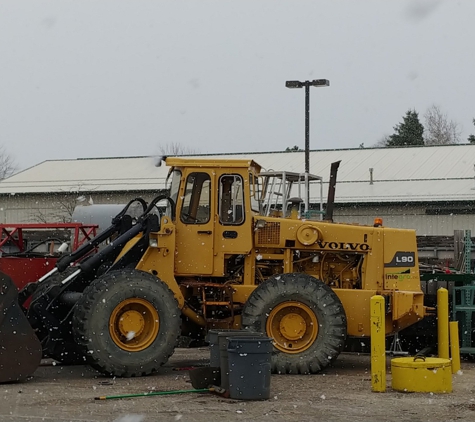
left=437, top=288, right=450, bottom=359
left=449, top=321, right=461, bottom=374
left=370, top=295, right=386, bottom=392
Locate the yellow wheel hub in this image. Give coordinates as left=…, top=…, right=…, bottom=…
left=266, top=301, right=318, bottom=354
left=109, top=298, right=159, bottom=352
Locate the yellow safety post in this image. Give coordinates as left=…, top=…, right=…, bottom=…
left=370, top=295, right=386, bottom=392
left=449, top=321, right=461, bottom=374
left=437, top=288, right=450, bottom=359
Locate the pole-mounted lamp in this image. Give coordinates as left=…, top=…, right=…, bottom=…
left=286, top=79, right=330, bottom=211
left=285, top=79, right=330, bottom=174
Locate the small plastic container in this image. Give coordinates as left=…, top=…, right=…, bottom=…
left=189, top=367, right=221, bottom=389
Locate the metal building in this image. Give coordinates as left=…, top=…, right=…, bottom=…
left=1, top=145, right=475, bottom=241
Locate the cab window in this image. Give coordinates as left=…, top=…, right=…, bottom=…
left=249, top=173, right=261, bottom=213
left=166, top=169, right=181, bottom=219
left=180, top=172, right=211, bottom=224
left=219, top=175, right=244, bottom=225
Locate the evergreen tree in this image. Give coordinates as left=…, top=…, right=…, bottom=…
left=468, top=119, right=475, bottom=144
left=386, top=110, right=425, bottom=147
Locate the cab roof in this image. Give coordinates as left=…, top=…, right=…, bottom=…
left=165, top=157, right=262, bottom=172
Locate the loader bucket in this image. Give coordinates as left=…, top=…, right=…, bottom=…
left=0, top=271, right=42, bottom=383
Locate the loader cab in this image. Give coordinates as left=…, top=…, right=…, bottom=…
left=165, top=158, right=259, bottom=277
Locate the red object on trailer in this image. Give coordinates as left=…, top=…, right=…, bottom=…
left=0, top=223, right=98, bottom=291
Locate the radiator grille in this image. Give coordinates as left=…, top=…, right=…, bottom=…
left=257, top=222, right=281, bottom=244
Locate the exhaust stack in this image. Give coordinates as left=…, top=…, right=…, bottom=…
left=324, top=161, right=341, bottom=222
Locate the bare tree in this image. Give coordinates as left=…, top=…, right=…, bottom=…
left=30, top=184, right=94, bottom=223
left=158, top=142, right=198, bottom=156
left=372, top=134, right=390, bottom=147
left=30, top=194, right=78, bottom=223
left=285, top=145, right=303, bottom=152
left=468, top=119, right=475, bottom=144
left=423, top=104, right=461, bottom=145
left=0, top=145, right=17, bottom=180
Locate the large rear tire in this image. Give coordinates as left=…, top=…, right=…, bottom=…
left=72, top=269, right=181, bottom=377
left=242, top=273, right=347, bottom=374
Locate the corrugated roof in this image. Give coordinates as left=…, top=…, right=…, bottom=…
left=1, top=144, right=475, bottom=203
left=0, top=157, right=168, bottom=194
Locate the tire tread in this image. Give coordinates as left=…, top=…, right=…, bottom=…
left=72, top=269, right=180, bottom=377
left=242, top=273, right=347, bottom=374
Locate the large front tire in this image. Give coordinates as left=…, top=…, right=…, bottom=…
left=72, top=269, right=181, bottom=377
left=242, top=273, right=347, bottom=374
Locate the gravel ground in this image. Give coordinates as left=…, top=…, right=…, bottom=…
left=1, top=348, right=475, bottom=422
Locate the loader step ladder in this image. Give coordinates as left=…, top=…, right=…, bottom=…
left=199, top=283, right=235, bottom=328
left=452, top=285, right=475, bottom=354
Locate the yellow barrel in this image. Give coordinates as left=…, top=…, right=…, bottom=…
left=391, top=357, right=452, bottom=393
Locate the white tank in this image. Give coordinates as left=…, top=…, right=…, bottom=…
left=72, top=204, right=142, bottom=233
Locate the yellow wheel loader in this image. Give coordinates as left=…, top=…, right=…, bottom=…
left=0, top=157, right=426, bottom=381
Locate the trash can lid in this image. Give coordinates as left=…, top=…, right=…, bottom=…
left=391, top=357, right=451, bottom=369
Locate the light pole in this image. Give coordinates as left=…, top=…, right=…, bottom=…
left=286, top=79, right=329, bottom=213
left=285, top=79, right=330, bottom=175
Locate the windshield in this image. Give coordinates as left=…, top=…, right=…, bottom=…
left=166, top=169, right=182, bottom=218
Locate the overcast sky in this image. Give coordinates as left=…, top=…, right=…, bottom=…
left=1, top=0, right=474, bottom=171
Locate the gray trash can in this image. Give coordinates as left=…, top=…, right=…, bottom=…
left=207, top=329, right=251, bottom=367
left=218, top=332, right=266, bottom=391
left=227, top=337, right=273, bottom=400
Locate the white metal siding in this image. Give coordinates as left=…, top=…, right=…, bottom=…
left=0, top=192, right=157, bottom=224
left=335, top=205, right=475, bottom=236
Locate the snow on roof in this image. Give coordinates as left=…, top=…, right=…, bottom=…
left=1, top=144, right=475, bottom=203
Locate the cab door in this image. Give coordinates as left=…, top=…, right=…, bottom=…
left=213, top=172, right=253, bottom=275
left=175, top=171, right=214, bottom=275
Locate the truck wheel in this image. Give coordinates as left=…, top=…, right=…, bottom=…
left=72, top=269, right=181, bottom=377
left=242, top=273, right=347, bottom=374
